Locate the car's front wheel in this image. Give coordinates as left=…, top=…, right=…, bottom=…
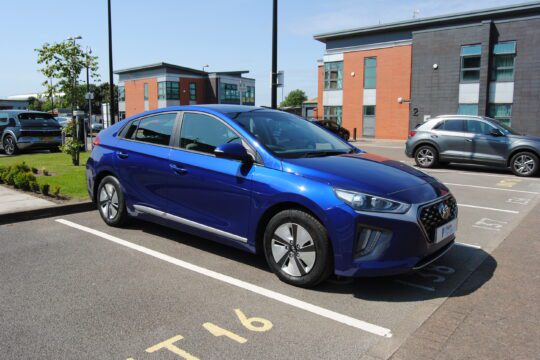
left=97, top=176, right=129, bottom=226
left=3, top=135, right=19, bottom=155
left=263, top=209, right=333, bottom=288
left=414, top=145, right=439, bottom=168
left=510, top=152, right=539, bottom=177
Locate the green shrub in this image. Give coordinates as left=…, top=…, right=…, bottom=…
left=40, top=183, right=50, bottom=196
left=31, top=167, right=38, bottom=174
left=30, top=181, right=40, bottom=193
left=14, top=172, right=36, bottom=191
left=0, top=165, right=9, bottom=183
left=13, top=162, right=30, bottom=173
left=42, top=167, right=49, bottom=176
left=5, top=168, right=18, bottom=186
left=52, top=185, right=61, bottom=198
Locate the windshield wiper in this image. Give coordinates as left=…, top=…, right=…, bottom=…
left=301, top=150, right=351, bottom=158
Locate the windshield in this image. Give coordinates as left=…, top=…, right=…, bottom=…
left=487, top=118, right=520, bottom=135
left=228, top=110, right=353, bottom=158
left=18, top=113, right=59, bottom=127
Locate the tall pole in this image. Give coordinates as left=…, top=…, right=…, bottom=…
left=108, top=0, right=115, bottom=125
left=271, top=0, right=278, bottom=109
left=86, top=48, right=92, bottom=151
left=49, top=78, right=54, bottom=113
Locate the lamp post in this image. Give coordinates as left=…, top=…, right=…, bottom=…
left=271, top=0, right=278, bottom=109
left=86, top=47, right=93, bottom=151
left=67, top=35, right=82, bottom=164
left=202, top=64, right=209, bottom=72
left=107, top=0, right=116, bottom=125
left=49, top=77, right=54, bottom=113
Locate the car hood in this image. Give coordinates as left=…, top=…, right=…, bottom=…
left=282, top=153, right=450, bottom=203
left=509, top=134, right=540, bottom=143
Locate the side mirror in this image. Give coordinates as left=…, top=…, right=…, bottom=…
left=490, top=128, right=504, bottom=137
left=214, top=142, right=253, bottom=163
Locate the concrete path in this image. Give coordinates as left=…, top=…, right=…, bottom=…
left=0, top=185, right=55, bottom=215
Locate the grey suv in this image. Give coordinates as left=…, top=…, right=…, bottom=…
left=0, top=110, right=62, bottom=155
left=405, top=115, right=540, bottom=177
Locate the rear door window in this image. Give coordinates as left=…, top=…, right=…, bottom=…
left=439, top=120, right=466, bottom=132
left=132, top=113, right=176, bottom=146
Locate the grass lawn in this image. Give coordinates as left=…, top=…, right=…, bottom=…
left=0, top=152, right=90, bottom=200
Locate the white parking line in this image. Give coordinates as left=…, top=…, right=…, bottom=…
left=455, top=242, right=482, bottom=250
left=445, top=183, right=540, bottom=195
left=458, top=204, right=519, bottom=214
left=55, top=218, right=392, bottom=338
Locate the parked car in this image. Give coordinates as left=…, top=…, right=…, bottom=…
left=406, top=115, right=540, bottom=177
left=312, top=119, right=350, bottom=141
left=91, top=121, right=103, bottom=133
left=55, top=116, right=71, bottom=128
left=0, top=110, right=62, bottom=155
left=87, top=105, right=457, bottom=287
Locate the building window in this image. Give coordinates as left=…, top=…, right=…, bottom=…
left=492, top=41, right=516, bottom=81
left=363, top=58, right=377, bottom=89
left=324, top=106, right=342, bottom=125
left=189, top=82, right=197, bottom=101
left=242, top=86, right=255, bottom=105
left=489, top=104, right=512, bottom=126
left=158, top=81, right=179, bottom=100
left=118, top=86, right=125, bottom=101
left=457, top=104, right=478, bottom=115
left=460, top=44, right=481, bottom=82
left=363, top=105, right=375, bottom=116
left=219, top=83, right=240, bottom=104
left=144, top=83, right=148, bottom=101
left=324, top=61, right=343, bottom=90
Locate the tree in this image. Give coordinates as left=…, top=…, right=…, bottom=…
left=280, top=89, right=308, bottom=108
left=36, top=40, right=100, bottom=113
left=27, top=97, right=43, bottom=111
left=36, top=40, right=100, bottom=165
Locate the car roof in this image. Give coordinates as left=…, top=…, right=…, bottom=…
left=434, top=114, right=488, bottom=120
left=4, top=110, right=50, bottom=115
left=188, top=104, right=266, bottom=114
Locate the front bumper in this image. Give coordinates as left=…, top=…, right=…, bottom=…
left=329, top=195, right=457, bottom=277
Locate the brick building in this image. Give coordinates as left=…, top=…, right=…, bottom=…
left=115, top=63, right=255, bottom=119
left=314, top=2, right=540, bottom=139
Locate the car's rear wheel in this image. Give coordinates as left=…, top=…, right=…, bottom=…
left=263, top=209, right=332, bottom=288
left=97, top=176, right=128, bottom=226
left=414, top=145, right=439, bottom=168
left=3, top=135, right=19, bottom=155
left=510, top=152, right=539, bottom=177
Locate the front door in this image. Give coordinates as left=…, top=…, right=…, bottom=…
left=168, top=111, right=254, bottom=242
left=466, top=119, right=509, bottom=165
left=114, top=112, right=178, bottom=211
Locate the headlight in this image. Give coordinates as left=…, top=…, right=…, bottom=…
left=334, top=189, right=410, bottom=213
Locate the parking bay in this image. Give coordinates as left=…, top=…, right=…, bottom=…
left=0, top=168, right=538, bottom=359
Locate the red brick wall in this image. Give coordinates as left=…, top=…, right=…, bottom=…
left=180, top=78, right=207, bottom=105
left=124, top=78, right=158, bottom=117
left=342, top=45, right=412, bottom=139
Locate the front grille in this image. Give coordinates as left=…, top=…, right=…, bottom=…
left=419, top=196, right=458, bottom=243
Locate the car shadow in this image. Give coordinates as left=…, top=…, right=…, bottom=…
left=125, top=220, right=496, bottom=302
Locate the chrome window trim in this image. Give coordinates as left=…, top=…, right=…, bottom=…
left=133, top=204, right=248, bottom=243
left=117, top=111, right=180, bottom=149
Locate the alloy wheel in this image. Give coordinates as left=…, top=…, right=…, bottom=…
left=513, top=154, right=535, bottom=175
left=271, top=223, right=316, bottom=277
left=417, top=148, right=434, bottom=166
left=4, top=136, right=15, bottom=155
left=99, top=183, right=119, bottom=220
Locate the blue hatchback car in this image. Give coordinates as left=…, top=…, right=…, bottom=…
left=87, top=105, right=457, bottom=287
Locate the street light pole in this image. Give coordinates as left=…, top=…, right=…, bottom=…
left=49, top=77, right=54, bottom=113
left=271, top=0, right=278, bottom=109
left=86, top=47, right=93, bottom=151
left=107, top=0, right=116, bottom=125
left=67, top=35, right=82, bottom=165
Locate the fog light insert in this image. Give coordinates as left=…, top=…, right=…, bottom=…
left=355, top=228, right=382, bottom=258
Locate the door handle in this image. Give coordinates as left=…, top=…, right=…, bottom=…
left=170, top=163, right=188, bottom=175
left=117, top=151, right=129, bottom=159
left=465, top=139, right=473, bottom=142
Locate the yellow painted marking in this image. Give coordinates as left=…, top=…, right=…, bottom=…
left=146, top=335, right=199, bottom=360
left=235, top=309, right=273, bottom=332
left=496, top=179, right=521, bottom=188
left=203, top=322, right=247, bottom=344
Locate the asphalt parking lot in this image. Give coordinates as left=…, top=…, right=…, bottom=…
left=1, top=142, right=539, bottom=359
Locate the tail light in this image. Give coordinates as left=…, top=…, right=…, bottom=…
left=92, top=134, right=100, bottom=146
left=408, top=130, right=417, bottom=138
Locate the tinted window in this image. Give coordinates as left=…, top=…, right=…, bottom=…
left=18, top=112, right=58, bottom=127
left=133, top=113, right=176, bottom=146
left=123, top=119, right=140, bottom=139
left=439, top=120, right=465, bottom=132
left=466, top=120, right=495, bottom=135
left=180, top=112, right=240, bottom=154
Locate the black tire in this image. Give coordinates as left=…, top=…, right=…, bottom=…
left=96, top=175, right=129, bottom=227
left=510, top=152, right=539, bottom=177
left=263, top=209, right=333, bottom=288
left=3, top=135, right=19, bottom=155
left=414, top=145, right=439, bottom=168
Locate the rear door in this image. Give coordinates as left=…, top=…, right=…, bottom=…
left=432, top=119, right=472, bottom=160
left=114, top=112, right=178, bottom=211
left=466, top=119, right=508, bottom=165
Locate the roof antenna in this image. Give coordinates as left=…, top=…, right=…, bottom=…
left=413, top=9, right=420, bottom=19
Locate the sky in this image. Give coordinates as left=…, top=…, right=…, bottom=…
left=0, top=0, right=528, bottom=105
